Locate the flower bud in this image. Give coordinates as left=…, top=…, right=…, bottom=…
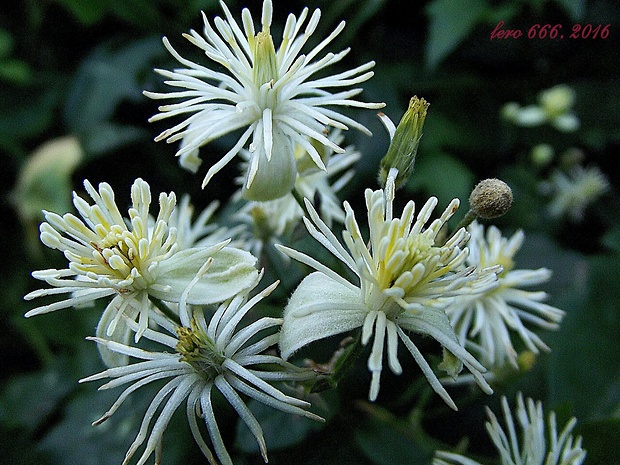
left=242, top=127, right=297, bottom=201
left=469, top=178, right=513, bottom=219
left=378, top=96, right=429, bottom=189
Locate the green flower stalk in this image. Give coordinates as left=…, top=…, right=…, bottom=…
left=378, top=96, right=430, bottom=189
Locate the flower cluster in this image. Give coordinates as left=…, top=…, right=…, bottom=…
left=81, top=277, right=322, bottom=465
left=24, top=178, right=258, bottom=344
left=541, top=165, right=610, bottom=221
left=21, top=0, right=587, bottom=463
left=502, top=84, right=579, bottom=132
left=277, top=173, right=500, bottom=407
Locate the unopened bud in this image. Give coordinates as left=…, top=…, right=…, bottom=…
left=379, top=96, right=429, bottom=189
left=469, top=178, right=513, bottom=219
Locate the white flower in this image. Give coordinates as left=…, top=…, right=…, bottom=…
left=501, top=85, right=579, bottom=132
left=543, top=165, right=610, bottom=221
left=277, top=174, right=499, bottom=407
left=235, top=130, right=360, bottom=258
left=433, top=393, right=586, bottom=465
left=81, top=275, right=322, bottom=465
left=144, top=0, right=384, bottom=201
left=24, top=178, right=259, bottom=342
left=445, top=221, right=565, bottom=370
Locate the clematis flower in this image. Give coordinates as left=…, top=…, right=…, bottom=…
left=445, top=222, right=565, bottom=370
left=434, top=393, right=586, bottom=465
left=81, top=274, right=323, bottom=465
left=501, top=85, right=580, bottom=132
left=24, top=178, right=258, bottom=343
left=144, top=0, right=384, bottom=201
left=541, top=165, right=610, bottom=222
left=277, top=173, right=500, bottom=407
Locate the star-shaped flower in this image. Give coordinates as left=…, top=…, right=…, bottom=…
left=25, top=178, right=258, bottom=344
left=82, top=275, right=322, bottom=465
left=144, top=0, right=383, bottom=200
left=277, top=175, right=499, bottom=407
left=434, top=393, right=586, bottom=465
left=445, top=221, right=565, bottom=370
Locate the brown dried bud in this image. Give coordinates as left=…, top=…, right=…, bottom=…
left=469, top=178, right=513, bottom=219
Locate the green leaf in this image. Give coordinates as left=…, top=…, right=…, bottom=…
left=63, top=37, right=163, bottom=132
left=602, top=227, right=620, bottom=253
left=0, top=59, right=31, bottom=83
left=353, top=403, right=434, bottom=465
left=235, top=396, right=329, bottom=454
left=80, top=123, right=148, bottom=156
left=425, top=0, right=488, bottom=69
left=38, top=381, right=191, bottom=465
left=0, top=357, right=75, bottom=432
left=53, top=0, right=107, bottom=25
left=577, top=418, right=620, bottom=465
left=547, top=255, right=620, bottom=420
left=0, top=28, right=13, bottom=58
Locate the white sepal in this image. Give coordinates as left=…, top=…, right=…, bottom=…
left=279, top=271, right=367, bottom=360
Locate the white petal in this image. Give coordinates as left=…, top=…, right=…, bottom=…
left=242, top=125, right=297, bottom=201
left=152, top=246, right=258, bottom=304
left=280, top=271, right=367, bottom=360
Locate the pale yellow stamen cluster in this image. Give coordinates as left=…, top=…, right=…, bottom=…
left=40, top=179, right=177, bottom=294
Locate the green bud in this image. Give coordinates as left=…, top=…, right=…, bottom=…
left=379, top=96, right=429, bottom=189
left=438, top=348, right=463, bottom=380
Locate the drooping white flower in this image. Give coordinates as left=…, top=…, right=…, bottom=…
left=277, top=173, right=500, bottom=407
left=81, top=275, right=322, bottom=465
left=144, top=0, right=384, bottom=201
left=542, top=165, right=609, bottom=221
left=235, top=130, right=360, bottom=258
left=433, top=393, right=586, bottom=465
left=24, top=178, right=259, bottom=342
left=445, top=221, right=565, bottom=370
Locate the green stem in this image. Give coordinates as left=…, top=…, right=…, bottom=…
left=149, top=295, right=182, bottom=327
left=292, top=187, right=312, bottom=219
left=311, top=330, right=365, bottom=393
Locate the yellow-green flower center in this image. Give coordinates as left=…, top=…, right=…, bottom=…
left=176, top=321, right=225, bottom=379
left=369, top=223, right=439, bottom=317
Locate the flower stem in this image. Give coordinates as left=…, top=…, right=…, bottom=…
left=292, top=187, right=313, bottom=219
left=149, top=295, right=182, bottom=327
left=439, top=209, right=478, bottom=246
left=310, top=330, right=364, bottom=393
